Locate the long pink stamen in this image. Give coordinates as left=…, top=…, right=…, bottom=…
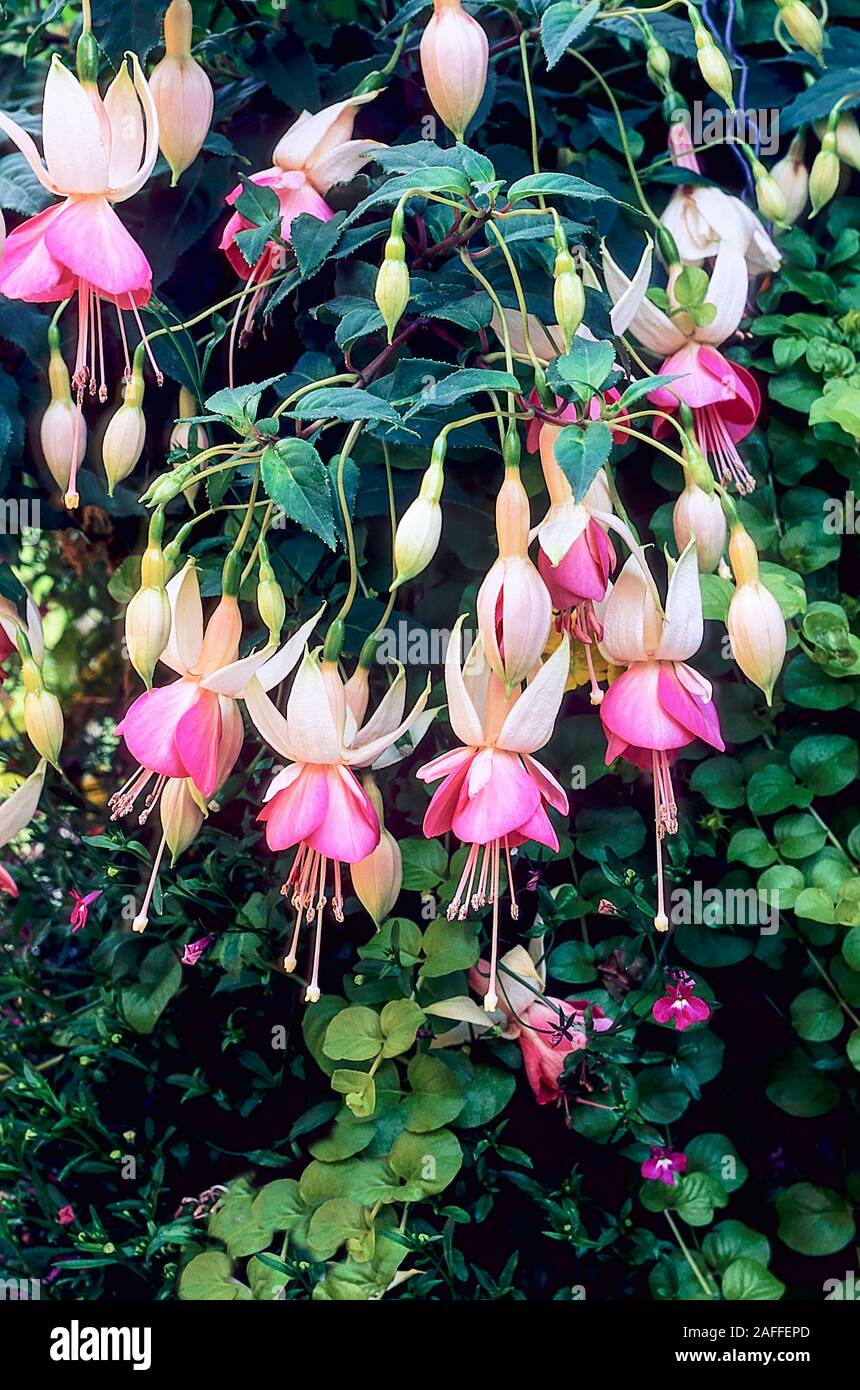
left=128, top=296, right=163, bottom=386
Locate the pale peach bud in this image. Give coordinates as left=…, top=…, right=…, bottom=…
left=22, top=660, right=63, bottom=766
left=691, top=14, right=735, bottom=110
left=126, top=585, right=171, bottom=689
left=392, top=454, right=444, bottom=588
left=40, top=328, right=87, bottom=502
left=477, top=469, right=552, bottom=689
left=673, top=475, right=727, bottom=573
left=728, top=579, right=786, bottom=706
left=102, top=353, right=146, bottom=495
left=352, top=777, right=402, bottom=925
left=809, top=133, right=840, bottom=218
left=420, top=0, right=489, bottom=142
left=169, top=387, right=207, bottom=508
left=770, top=133, right=809, bottom=225
left=149, top=0, right=214, bottom=185
left=776, top=0, right=825, bottom=65
left=161, top=777, right=206, bottom=864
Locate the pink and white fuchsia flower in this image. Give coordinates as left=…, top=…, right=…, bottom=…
left=220, top=93, right=384, bottom=297
left=661, top=122, right=781, bottom=276
left=243, top=649, right=429, bottom=1002
left=417, top=621, right=569, bottom=1011
left=605, top=239, right=761, bottom=493
left=598, top=543, right=724, bottom=930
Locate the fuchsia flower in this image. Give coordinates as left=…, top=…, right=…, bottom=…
left=0, top=865, right=17, bottom=897
left=182, top=933, right=213, bottom=965
left=604, top=239, right=761, bottom=493
left=652, top=971, right=711, bottom=1031
left=220, top=94, right=383, bottom=303
left=69, top=888, right=101, bottom=932
left=472, top=951, right=612, bottom=1105
left=0, top=55, right=159, bottom=504
left=0, top=760, right=48, bottom=902
left=56, top=1205, right=75, bottom=1227
left=599, top=543, right=724, bottom=929
left=661, top=122, right=781, bottom=276
left=641, top=1145, right=687, bottom=1184
left=417, top=620, right=569, bottom=1009
left=244, top=648, right=429, bottom=1002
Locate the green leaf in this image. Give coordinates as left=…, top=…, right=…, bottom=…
left=673, top=265, right=709, bottom=309
left=774, top=813, right=827, bottom=860
left=331, top=1069, right=377, bottom=1118
left=727, top=828, right=776, bottom=868
left=782, top=68, right=860, bottom=131
left=776, top=1182, right=856, bottom=1256
left=686, top=1133, right=748, bottom=1194
left=261, top=438, right=337, bottom=549
left=575, top=805, right=646, bottom=859
left=402, top=1055, right=466, bottom=1132
left=552, top=338, right=616, bottom=395
left=400, top=838, right=448, bottom=891
left=540, top=0, right=601, bottom=69
left=789, top=734, right=859, bottom=796
left=746, top=764, right=805, bottom=816
left=388, top=1128, right=463, bottom=1198
left=322, top=1006, right=383, bottom=1063
left=790, top=988, right=843, bottom=1042
left=379, top=999, right=426, bottom=1058
left=411, top=368, right=520, bottom=411
left=674, top=1172, right=728, bottom=1226
left=703, top=1221, right=771, bottom=1274
left=421, top=918, right=479, bottom=978
left=722, top=1257, right=785, bottom=1301
left=178, top=1251, right=250, bottom=1302
left=291, top=211, right=347, bottom=278
left=548, top=940, right=597, bottom=984
left=120, top=944, right=182, bottom=1036
left=453, top=1063, right=516, bottom=1128
left=205, top=375, right=287, bottom=432
left=507, top=172, right=618, bottom=204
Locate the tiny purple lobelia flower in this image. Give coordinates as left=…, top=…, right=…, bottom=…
left=652, top=971, right=711, bottom=1032
left=69, top=889, right=101, bottom=932
left=181, top=933, right=214, bottom=966
left=641, top=1146, right=686, bottom=1185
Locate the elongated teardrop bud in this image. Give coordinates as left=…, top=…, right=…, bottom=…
left=392, top=435, right=446, bottom=589
left=770, top=132, right=809, bottom=226
left=809, top=123, right=840, bottom=217
left=723, top=498, right=786, bottom=705
left=375, top=206, right=410, bottom=344
left=103, top=346, right=146, bottom=495
left=19, top=634, right=63, bottom=767
left=41, top=325, right=87, bottom=503
left=775, top=0, right=826, bottom=66
left=149, top=0, right=214, bottom=185
left=126, top=508, right=171, bottom=688
left=553, top=247, right=585, bottom=352
left=690, top=9, right=735, bottom=110
left=420, top=0, right=489, bottom=142
left=256, top=538, right=286, bottom=644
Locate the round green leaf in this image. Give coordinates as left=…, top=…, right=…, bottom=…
left=776, top=1182, right=856, bottom=1256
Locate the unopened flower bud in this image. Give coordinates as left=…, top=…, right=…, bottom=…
left=775, top=0, right=826, bottom=65
left=420, top=0, right=489, bottom=142
left=745, top=148, right=789, bottom=225
left=103, top=348, right=146, bottom=495
left=809, top=130, right=840, bottom=217
left=375, top=229, right=410, bottom=344
left=552, top=249, right=585, bottom=351
left=149, top=0, right=214, bottom=184
left=728, top=577, right=787, bottom=705
left=392, top=439, right=445, bottom=589
left=770, top=132, right=809, bottom=225
left=169, top=387, right=207, bottom=508
left=646, top=40, right=672, bottom=87
left=21, top=658, right=63, bottom=766
left=41, top=327, right=87, bottom=501
left=352, top=777, right=401, bottom=925
left=256, top=540, right=286, bottom=643
left=161, top=777, right=206, bottom=864
left=833, top=111, right=860, bottom=172
left=673, top=471, right=726, bottom=573
left=126, top=511, right=171, bottom=687
left=691, top=12, right=735, bottom=110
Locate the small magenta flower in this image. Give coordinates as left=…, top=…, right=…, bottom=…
left=56, top=1204, right=75, bottom=1226
left=181, top=934, right=213, bottom=966
left=69, top=888, right=101, bottom=932
left=641, top=1146, right=687, bottom=1185
left=652, top=971, right=711, bottom=1031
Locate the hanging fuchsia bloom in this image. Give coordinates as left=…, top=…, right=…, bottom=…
left=0, top=865, right=17, bottom=896
left=652, top=971, right=711, bottom=1031
left=641, top=1145, right=687, bottom=1184
left=182, top=933, right=213, bottom=965
left=220, top=93, right=383, bottom=292
left=604, top=239, right=761, bottom=493
left=244, top=647, right=429, bottom=1002
left=471, top=951, right=612, bottom=1104
left=69, top=888, right=101, bottom=932
left=661, top=121, right=780, bottom=275
left=417, top=620, right=569, bottom=1010
left=599, top=544, right=724, bottom=930
left=477, top=467, right=552, bottom=691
